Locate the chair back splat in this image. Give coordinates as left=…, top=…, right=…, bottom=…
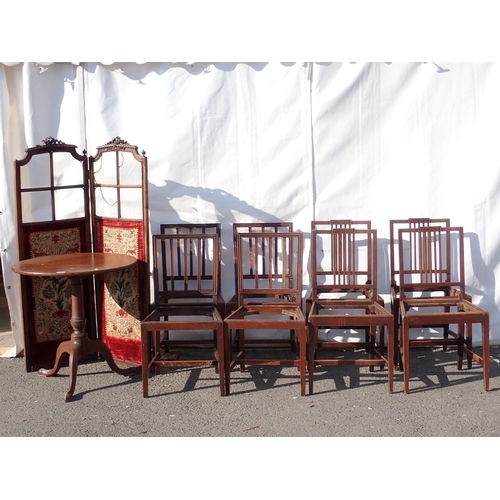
left=307, top=226, right=395, bottom=395
left=159, top=223, right=224, bottom=316
left=236, top=231, right=302, bottom=308
left=223, top=231, right=307, bottom=396
left=226, top=222, right=294, bottom=316
left=154, top=234, right=219, bottom=300
left=389, top=218, right=451, bottom=297
left=397, top=225, right=490, bottom=393
left=306, top=220, right=375, bottom=316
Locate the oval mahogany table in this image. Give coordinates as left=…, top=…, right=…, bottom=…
left=12, top=252, right=139, bottom=401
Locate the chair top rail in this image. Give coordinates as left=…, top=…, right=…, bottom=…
left=160, top=222, right=221, bottom=235
left=311, top=219, right=372, bottom=231
left=232, top=221, right=294, bottom=233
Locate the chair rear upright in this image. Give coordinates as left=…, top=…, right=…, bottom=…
left=235, top=231, right=303, bottom=309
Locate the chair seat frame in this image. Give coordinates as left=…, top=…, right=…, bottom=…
left=141, top=304, right=225, bottom=396
left=224, top=303, right=306, bottom=396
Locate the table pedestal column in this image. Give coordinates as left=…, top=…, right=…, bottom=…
left=38, top=276, right=138, bottom=401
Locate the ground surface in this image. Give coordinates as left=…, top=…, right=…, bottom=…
left=1, top=346, right=499, bottom=437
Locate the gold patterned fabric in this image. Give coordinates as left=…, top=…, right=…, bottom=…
left=29, top=227, right=81, bottom=343
left=20, top=221, right=93, bottom=370
left=95, top=219, right=145, bottom=365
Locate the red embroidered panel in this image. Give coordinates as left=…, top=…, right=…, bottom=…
left=21, top=220, right=94, bottom=370
left=95, top=218, right=146, bottom=365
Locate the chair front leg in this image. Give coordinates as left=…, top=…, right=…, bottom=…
left=141, top=327, right=150, bottom=398
left=308, top=323, right=317, bottom=395
left=237, top=328, right=246, bottom=372
left=457, top=322, right=465, bottom=370
left=223, top=323, right=232, bottom=396
left=392, top=297, right=402, bottom=370
left=401, top=319, right=410, bottom=394
left=368, top=325, right=376, bottom=373
left=215, top=325, right=225, bottom=396
left=387, top=321, right=394, bottom=394
left=482, top=317, right=490, bottom=391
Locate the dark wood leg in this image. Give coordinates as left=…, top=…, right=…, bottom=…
left=37, top=276, right=87, bottom=401
left=402, top=321, right=410, bottom=394
left=457, top=322, right=465, bottom=370
left=66, top=349, right=80, bottom=402
left=141, top=325, right=150, bottom=398
left=224, top=323, right=231, bottom=396
left=368, top=325, right=375, bottom=373
left=466, top=322, right=473, bottom=369
left=298, top=326, right=306, bottom=397
left=37, top=339, right=71, bottom=377
left=85, top=339, right=139, bottom=375
left=216, top=325, right=225, bottom=396
left=308, top=323, right=316, bottom=395
left=387, top=321, right=394, bottom=394
left=237, top=328, right=245, bottom=372
left=482, top=318, right=490, bottom=391
left=38, top=276, right=138, bottom=401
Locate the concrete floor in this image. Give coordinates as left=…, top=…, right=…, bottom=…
left=0, top=280, right=15, bottom=356
left=1, top=344, right=499, bottom=437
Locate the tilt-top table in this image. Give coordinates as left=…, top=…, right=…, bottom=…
left=12, top=252, right=138, bottom=401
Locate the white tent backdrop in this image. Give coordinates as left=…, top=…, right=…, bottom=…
left=1, top=61, right=499, bottom=356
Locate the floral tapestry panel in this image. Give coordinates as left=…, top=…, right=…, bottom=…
left=29, top=228, right=82, bottom=257
left=101, top=225, right=139, bottom=258
left=29, top=227, right=81, bottom=343
left=98, top=220, right=144, bottom=364
left=104, top=266, right=141, bottom=341
left=32, top=276, right=73, bottom=342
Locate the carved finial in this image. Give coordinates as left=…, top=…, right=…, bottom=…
left=37, top=137, right=67, bottom=147
left=96, top=137, right=145, bottom=158
left=106, top=136, right=130, bottom=146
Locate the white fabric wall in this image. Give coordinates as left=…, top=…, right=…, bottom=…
left=1, top=62, right=499, bottom=355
